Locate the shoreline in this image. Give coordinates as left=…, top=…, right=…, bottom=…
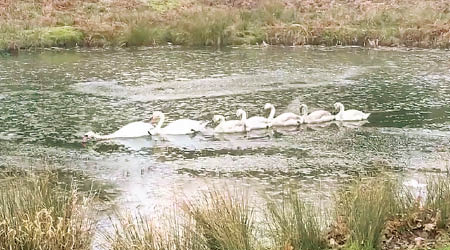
left=2, top=44, right=449, bottom=56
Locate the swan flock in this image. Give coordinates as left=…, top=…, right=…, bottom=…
left=83, top=102, right=370, bottom=141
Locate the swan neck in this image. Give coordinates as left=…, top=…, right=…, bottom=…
left=240, top=111, right=247, bottom=122
left=156, top=113, right=165, bottom=129
left=268, top=105, right=275, bottom=120
left=301, top=105, right=308, bottom=116
left=338, top=104, right=344, bottom=114
left=219, top=116, right=225, bottom=124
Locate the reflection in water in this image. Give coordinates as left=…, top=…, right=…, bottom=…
left=0, top=47, right=449, bottom=220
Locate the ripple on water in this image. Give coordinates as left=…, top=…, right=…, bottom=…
left=0, top=47, right=449, bottom=219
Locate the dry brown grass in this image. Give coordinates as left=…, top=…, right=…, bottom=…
left=1, top=0, right=449, bottom=50
left=0, top=169, right=95, bottom=250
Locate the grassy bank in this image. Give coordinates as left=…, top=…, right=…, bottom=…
left=108, top=175, right=450, bottom=250
left=2, top=166, right=450, bottom=249
left=1, top=0, right=449, bottom=51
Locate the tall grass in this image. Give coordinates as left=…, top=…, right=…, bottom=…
left=174, top=8, right=236, bottom=46
left=335, top=177, right=408, bottom=250
left=0, top=170, right=94, bottom=250
left=107, top=175, right=450, bottom=250
left=108, top=189, right=256, bottom=250
left=267, top=190, right=327, bottom=250
left=183, top=189, right=256, bottom=250
left=426, top=176, right=450, bottom=229
left=108, top=213, right=167, bottom=250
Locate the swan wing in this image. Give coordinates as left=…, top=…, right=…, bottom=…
left=271, top=112, right=302, bottom=126
left=215, top=120, right=245, bottom=133
left=305, top=110, right=335, bottom=124
left=246, top=116, right=270, bottom=130
left=275, top=113, right=301, bottom=122
left=110, top=121, right=154, bottom=138
left=337, top=110, right=370, bottom=121
left=161, top=119, right=202, bottom=135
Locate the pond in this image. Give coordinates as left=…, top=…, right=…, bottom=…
left=0, top=46, right=449, bottom=219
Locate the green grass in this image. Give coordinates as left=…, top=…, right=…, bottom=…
left=107, top=176, right=450, bottom=250
left=335, top=177, right=411, bottom=250
left=4, top=166, right=450, bottom=249
left=41, top=26, right=84, bottom=47
left=426, top=176, right=450, bottom=229
left=183, top=189, right=256, bottom=250
left=108, top=188, right=256, bottom=250
left=267, top=190, right=327, bottom=250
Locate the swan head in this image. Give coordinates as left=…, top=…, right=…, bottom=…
left=213, top=115, right=224, bottom=123
left=264, top=103, right=273, bottom=110
left=236, top=109, right=245, bottom=117
left=151, top=111, right=164, bottom=122
left=82, top=131, right=98, bottom=142
left=334, top=102, right=343, bottom=110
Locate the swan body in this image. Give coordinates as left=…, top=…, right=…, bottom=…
left=334, top=102, right=370, bottom=121
left=83, top=121, right=154, bottom=141
left=149, top=111, right=208, bottom=135
left=244, top=104, right=273, bottom=131
left=265, top=103, right=303, bottom=127
left=300, top=104, right=335, bottom=124
left=213, top=109, right=246, bottom=133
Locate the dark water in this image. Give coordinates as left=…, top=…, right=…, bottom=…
left=0, top=46, right=449, bottom=215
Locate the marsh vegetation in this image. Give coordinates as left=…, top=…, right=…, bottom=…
left=1, top=0, right=449, bottom=50
left=2, top=167, right=450, bottom=249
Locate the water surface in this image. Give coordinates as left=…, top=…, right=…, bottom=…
left=1, top=46, right=449, bottom=215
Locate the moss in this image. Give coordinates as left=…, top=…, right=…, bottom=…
left=147, top=0, right=180, bottom=13
left=41, top=26, right=83, bottom=47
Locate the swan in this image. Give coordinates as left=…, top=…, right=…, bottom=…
left=213, top=109, right=246, bottom=133
left=300, top=104, right=335, bottom=124
left=148, top=111, right=208, bottom=135
left=334, top=102, right=370, bottom=121
left=265, top=103, right=303, bottom=127
left=83, top=120, right=154, bottom=142
left=243, top=104, right=272, bottom=131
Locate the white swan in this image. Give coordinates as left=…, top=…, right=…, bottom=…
left=83, top=121, right=154, bottom=142
left=149, top=111, right=208, bottom=135
left=334, top=102, right=370, bottom=121
left=300, top=104, right=335, bottom=124
left=265, top=103, right=303, bottom=127
left=213, top=109, right=246, bottom=133
left=243, top=104, right=272, bottom=131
